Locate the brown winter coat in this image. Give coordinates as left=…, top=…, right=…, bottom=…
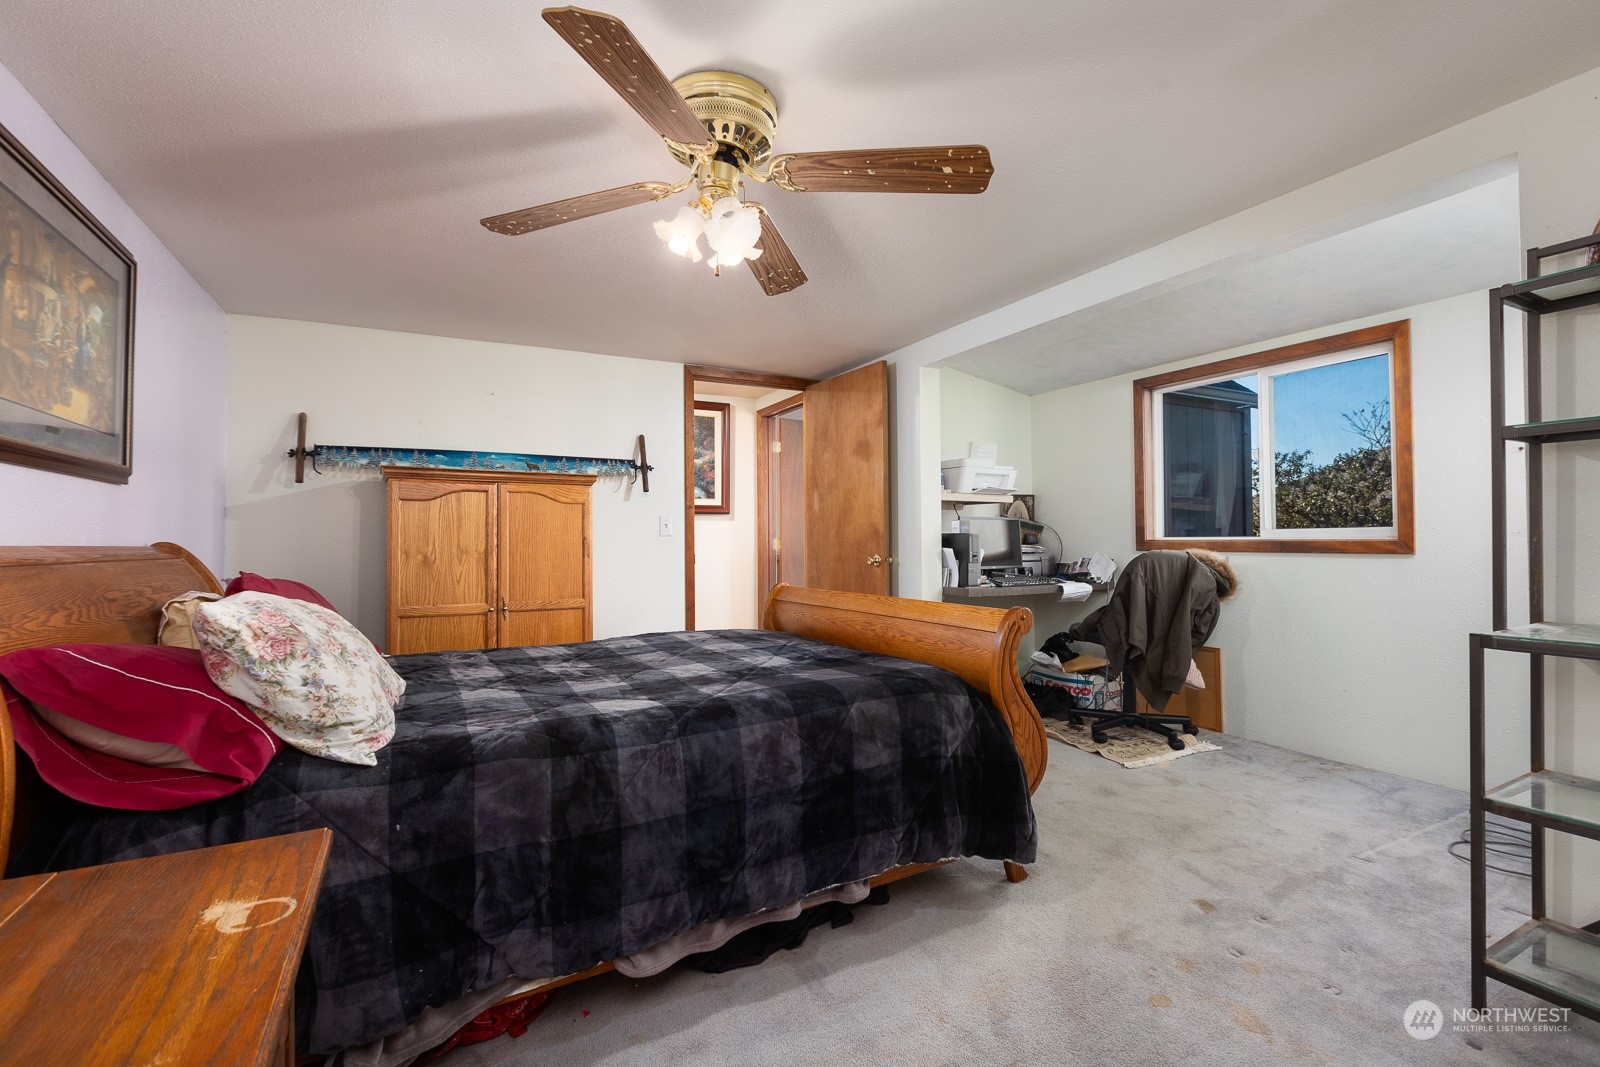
left=1073, top=549, right=1238, bottom=711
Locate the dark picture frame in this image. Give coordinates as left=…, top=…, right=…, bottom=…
left=0, top=119, right=136, bottom=484
left=692, top=401, right=731, bottom=514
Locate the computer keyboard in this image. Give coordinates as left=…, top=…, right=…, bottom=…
left=987, top=574, right=1059, bottom=587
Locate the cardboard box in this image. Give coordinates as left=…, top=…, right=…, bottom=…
left=1028, top=664, right=1122, bottom=711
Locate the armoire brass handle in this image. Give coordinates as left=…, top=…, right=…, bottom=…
left=866, top=555, right=883, bottom=567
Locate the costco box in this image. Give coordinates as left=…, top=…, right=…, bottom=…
left=1028, top=665, right=1123, bottom=711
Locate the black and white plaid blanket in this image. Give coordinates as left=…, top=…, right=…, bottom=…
left=11, top=629, right=1037, bottom=1054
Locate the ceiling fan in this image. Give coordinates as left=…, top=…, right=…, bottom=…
left=480, top=6, right=994, bottom=296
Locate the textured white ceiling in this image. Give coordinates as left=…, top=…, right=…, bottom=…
left=940, top=171, right=1523, bottom=394
left=2, top=1, right=1598, bottom=382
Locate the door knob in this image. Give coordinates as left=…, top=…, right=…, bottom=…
left=866, top=555, right=883, bottom=567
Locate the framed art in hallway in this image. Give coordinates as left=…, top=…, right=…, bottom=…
left=0, top=119, right=136, bottom=484
left=693, top=400, right=731, bottom=514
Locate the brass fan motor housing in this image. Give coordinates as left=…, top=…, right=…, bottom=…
left=667, top=70, right=779, bottom=167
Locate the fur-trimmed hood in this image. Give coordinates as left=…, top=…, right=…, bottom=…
left=1186, top=548, right=1240, bottom=601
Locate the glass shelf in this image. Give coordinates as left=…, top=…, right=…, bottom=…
left=1485, top=771, right=1600, bottom=838
left=1486, top=920, right=1600, bottom=1014
left=1503, top=262, right=1600, bottom=309
left=1487, top=623, right=1600, bottom=654
left=1504, top=416, right=1600, bottom=444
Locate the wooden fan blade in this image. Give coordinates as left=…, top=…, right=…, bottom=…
left=747, top=211, right=807, bottom=296
left=481, top=181, right=672, bottom=236
left=542, top=7, right=711, bottom=147
left=771, top=145, right=993, bottom=194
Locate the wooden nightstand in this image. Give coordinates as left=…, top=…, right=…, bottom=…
left=0, top=828, right=331, bottom=1066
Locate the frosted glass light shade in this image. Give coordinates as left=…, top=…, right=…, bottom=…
left=703, top=198, right=763, bottom=269
left=653, top=205, right=705, bottom=262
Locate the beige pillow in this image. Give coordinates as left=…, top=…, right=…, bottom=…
left=158, top=591, right=222, bottom=649
left=34, top=705, right=205, bottom=770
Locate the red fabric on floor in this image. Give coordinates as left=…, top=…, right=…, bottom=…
left=417, top=991, right=552, bottom=1062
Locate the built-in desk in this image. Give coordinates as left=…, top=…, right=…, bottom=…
left=943, top=583, right=1066, bottom=600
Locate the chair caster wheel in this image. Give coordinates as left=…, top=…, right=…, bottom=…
left=1167, top=736, right=1186, bottom=751
left=1092, top=732, right=1109, bottom=744
left=1183, top=726, right=1199, bottom=736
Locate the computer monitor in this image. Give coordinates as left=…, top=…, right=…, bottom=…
left=965, top=516, right=1024, bottom=572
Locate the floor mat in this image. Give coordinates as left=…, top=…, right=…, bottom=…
left=1042, top=716, right=1220, bottom=767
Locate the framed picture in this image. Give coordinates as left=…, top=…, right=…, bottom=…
left=693, top=401, right=731, bottom=514
left=0, top=119, right=136, bottom=483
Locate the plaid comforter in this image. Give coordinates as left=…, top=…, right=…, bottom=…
left=11, top=629, right=1037, bottom=1054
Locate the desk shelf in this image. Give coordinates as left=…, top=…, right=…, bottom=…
left=941, top=491, right=1014, bottom=505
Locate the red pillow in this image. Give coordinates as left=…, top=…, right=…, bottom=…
left=0, top=644, right=281, bottom=810
left=224, top=572, right=337, bottom=612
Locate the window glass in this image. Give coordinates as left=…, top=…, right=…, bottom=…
left=1270, top=354, right=1392, bottom=530
left=1135, top=320, right=1411, bottom=554
left=1160, top=375, right=1258, bottom=538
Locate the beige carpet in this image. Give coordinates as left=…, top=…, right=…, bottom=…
left=1042, top=716, right=1220, bottom=767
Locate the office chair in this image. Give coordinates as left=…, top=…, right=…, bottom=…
left=1048, top=549, right=1238, bottom=751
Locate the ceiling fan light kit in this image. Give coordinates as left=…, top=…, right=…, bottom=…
left=482, top=6, right=995, bottom=296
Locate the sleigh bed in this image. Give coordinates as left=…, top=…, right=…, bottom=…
left=0, top=543, right=1046, bottom=1058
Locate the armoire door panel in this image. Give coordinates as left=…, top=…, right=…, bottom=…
left=500, top=483, right=592, bottom=642
left=391, top=614, right=494, bottom=655
left=389, top=482, right=495, bottom=608
left=501, top=607, right=587, bottom=648
left=387, top=478, right=496, bottom=654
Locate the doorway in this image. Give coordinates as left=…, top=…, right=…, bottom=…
left=683, top=365, right=813, bottom=629
left=757, top=393, right=806, bottom=607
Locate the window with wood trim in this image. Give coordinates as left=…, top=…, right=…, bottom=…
left=1134, top=320, right=1413, bottom=554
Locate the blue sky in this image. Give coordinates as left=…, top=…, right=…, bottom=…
left=1235, top=353, right=1390, bottom=467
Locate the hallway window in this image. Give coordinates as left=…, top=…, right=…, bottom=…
left=1134, top=320, right=1413, bottom=554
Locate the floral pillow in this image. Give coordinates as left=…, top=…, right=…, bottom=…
left=192, top=591, right=403, bottom=765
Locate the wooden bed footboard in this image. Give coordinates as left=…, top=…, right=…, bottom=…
left=762, top=583, right=1047, bottom=793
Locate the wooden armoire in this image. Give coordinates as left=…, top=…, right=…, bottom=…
left=384, top=467, right=595, bottom=654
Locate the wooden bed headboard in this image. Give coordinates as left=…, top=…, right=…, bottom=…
left=0, top=549, right=1045, bottom=873
left=0, top=543, right=221, bottom=869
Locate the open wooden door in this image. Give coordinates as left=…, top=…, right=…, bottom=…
left=803, top=361, right=891, bottom=594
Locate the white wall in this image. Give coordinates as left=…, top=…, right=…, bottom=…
left=1029, top=292, right=1528, bottom=795
left=939, top=369, right=1033, bottom=490
left=693, top=391, right=759, bottom=630
left=0, top=61, right=226, bottom=565
left=224, top=315, right=684, bottom=644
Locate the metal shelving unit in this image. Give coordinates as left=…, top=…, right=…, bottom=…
left=1472, top=232, right=1600, bottom=1020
